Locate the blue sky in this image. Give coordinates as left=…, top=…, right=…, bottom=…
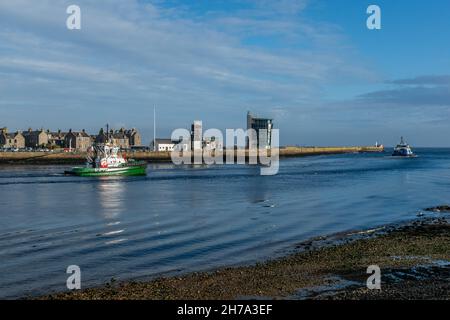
left=0, top=0, right=449, bottom=146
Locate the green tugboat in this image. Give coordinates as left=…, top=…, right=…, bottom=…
left=65, top=143, right=147, bottom=177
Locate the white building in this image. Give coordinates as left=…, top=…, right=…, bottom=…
left=152, top=138, right=176, bottom=151
left=152, top=138, right=189, bottom=152
left=203, top=137, right=222, bottom=150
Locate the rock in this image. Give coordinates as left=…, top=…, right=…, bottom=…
left=424, top=205, right=450, bottom=212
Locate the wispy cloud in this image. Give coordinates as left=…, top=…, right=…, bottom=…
left=0, top=0, right=385, bottom=145
left=358, top=86, right=450, bottom=107
left=388, top=75, right=450, bottom=86
left=0, top=57, right=129, bottom=83
left=358, top=75, right=450, bottom=107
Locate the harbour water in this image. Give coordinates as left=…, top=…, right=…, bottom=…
left=1, top=148, right=450, bottom=298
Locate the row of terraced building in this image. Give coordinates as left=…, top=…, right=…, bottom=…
left=0, top=127, right=141, bottom=151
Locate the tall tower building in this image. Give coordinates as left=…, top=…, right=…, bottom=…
left=246, top=111, right=273, bottom=149
left=191, top=120, right=203, bottom=151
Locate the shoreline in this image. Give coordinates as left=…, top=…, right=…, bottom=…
left=0, top=146, right=384, bottom=165
left=36, top=213, right=449, bottom=300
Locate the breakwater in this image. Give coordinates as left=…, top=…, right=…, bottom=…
left=279, top=145, right=384, bottom=156
left=0, top=145, right=384, bottom=164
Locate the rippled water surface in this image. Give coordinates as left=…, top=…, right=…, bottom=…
left=1, top=149, right=450, bottom=298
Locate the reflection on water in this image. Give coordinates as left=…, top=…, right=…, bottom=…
left=96, top=178, right=126, bottom=245
left=247, top=168, right=270, bottom=204
left=96, top=178, right=125, bottom=220
left=1, top=149, right=450, bottom=298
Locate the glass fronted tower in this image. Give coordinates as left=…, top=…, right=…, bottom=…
left=246, top=111, right=273, bottom=149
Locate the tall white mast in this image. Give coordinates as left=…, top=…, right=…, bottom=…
left=153, top=106, right=156, bottom=151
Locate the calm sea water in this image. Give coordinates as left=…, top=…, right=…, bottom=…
left=1, top=148, right=450, bottom=298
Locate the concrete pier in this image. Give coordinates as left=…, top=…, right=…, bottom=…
left=0, top=145, right=384, bottom=164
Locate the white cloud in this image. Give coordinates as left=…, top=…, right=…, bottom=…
left=0, top=0, right=374, bottom=143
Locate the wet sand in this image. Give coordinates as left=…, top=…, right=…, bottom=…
left=38, top=216, right=449, bottom=300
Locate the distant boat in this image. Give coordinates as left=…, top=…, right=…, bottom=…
left=392, top=137, right=415, bottom=157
